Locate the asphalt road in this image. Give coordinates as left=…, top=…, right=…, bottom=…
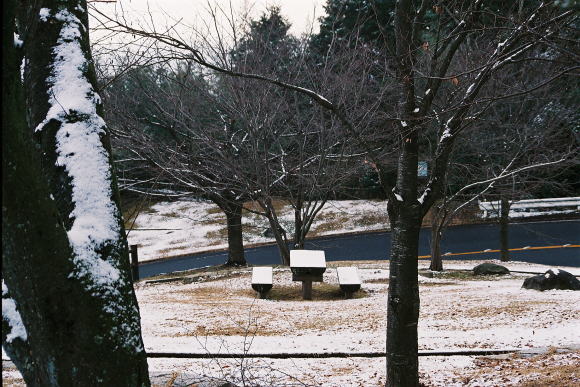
left=139, top=219, right=580, bottom=278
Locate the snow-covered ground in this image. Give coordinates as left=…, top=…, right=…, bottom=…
left=3, top=260, right=579, bottom=386
left=143, top=259, right=580, bottom=386
left=126, top=199, right=389, bottom=261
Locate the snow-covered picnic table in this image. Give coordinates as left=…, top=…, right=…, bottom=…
left=290, top=250, right=327, bottom=300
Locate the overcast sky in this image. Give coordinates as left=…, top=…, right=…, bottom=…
left=91, top=0, right=325, bottom=38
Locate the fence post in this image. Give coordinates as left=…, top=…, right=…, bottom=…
left=130, top=244, right=139, bottom=282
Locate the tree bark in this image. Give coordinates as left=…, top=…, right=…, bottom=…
left=2, top=1, right=150, bottom=384
left=386, top=203, right=421, bottom=387
left=429, top=216, right=444, bottom=272
left=500, top=196, right=511, bottom=262
left=293, top=195, right=305, bottom=249
left=222, top=200, right=246, bottom=266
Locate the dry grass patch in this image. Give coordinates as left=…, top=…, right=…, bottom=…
left=242, top=283, right=369, bottom=301
left=355, top=214, right=388, bottom=227
left=205, top=228, right=228, bottom=240
left=145, top=265, right=249, bottom=282
left=462, top=301, right=549, bottom=318
left=206, top=206, right=223, bottom=215
left=327, top=260, right=388, bottom=268
left=243, top=199, right=287, bottom=213
left=157, top=245, right=191, bottom=255
left=420, top=270, right=507, bottom=281
left=463, top=351, right=580, bottom=386
left=419, top=281, right=457, bottom=287
left=365, top=278, right=389, bottom=284
left=311, top=216, right=351, bottom=234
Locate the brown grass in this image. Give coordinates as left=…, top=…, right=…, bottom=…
left=157, top=245, right=191, bottom=255
left=311, top=216, right=351, bottom=234
left=243, top=283, right=369, bottom=302
left=420, top=281, right=458, bottom=287
left=205, top=228, right=228, bottom=240
left=419, top=270, right=506, bottom=281
left=462, top=301, right=549, bottom=318
left=463, top=351, right=580, bottom=386
left=355, top=214, right=388, bottom=227
left=206, top=206, right=223, bottom=214
left=365, top=278, right=389, bottom=284
left=243, top=199, right=288, bottom=213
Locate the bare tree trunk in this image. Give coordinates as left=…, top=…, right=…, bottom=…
left=429, top=214, right=444, bottom=271
left=260, top=198, right=290, bottom=265
left=293, top=195, right=305, bottom=249
left=222, top=200, right=246, bottom=266
left=2, top=1, right=150, bottom=384
left=387, top=203, right=421, bottom=387
left=386, top=121, right=421, bottom=385
left=500, top=196, right=511, bottom=262
left=270, top=216, right=290, bottom=265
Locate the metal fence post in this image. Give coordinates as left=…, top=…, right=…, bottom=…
left=130, top=244, right=139, bottom=282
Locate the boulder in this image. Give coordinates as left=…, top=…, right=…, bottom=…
left=473, top=263, right=510, bottom=275
left=522, top=269, right=580, bottom=291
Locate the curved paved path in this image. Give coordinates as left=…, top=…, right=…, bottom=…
left=139, top=219, right=580, bottom=278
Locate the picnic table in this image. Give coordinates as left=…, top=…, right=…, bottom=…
left=290, top=250, right=326, bottom=300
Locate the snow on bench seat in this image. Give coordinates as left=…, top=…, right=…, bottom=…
left=251, top=267, right=273, bottom=299
left=337, top=267, right=361, bottom=298
left=337, top=267, right=361, bottom=285
left=251, top=266, right=273, bottom=285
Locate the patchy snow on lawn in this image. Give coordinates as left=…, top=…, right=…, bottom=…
left=3, top=260, right=579, bottom=386
left=126, top=199, right=389, bottom=262
left=131, top=260, right=578, bottom=385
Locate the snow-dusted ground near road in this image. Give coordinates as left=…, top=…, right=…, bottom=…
left=135, top=259, right=578, bottom=386
left=126, top=199, right=389, bottom=261
left=3, top=260, right=579, bottom=386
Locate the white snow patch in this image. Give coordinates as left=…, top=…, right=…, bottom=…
left=37, top=8, right=122, bottom=287
left=251, top=267, right=273, bottom=284
left=1, top=281, right=28, bottom=343
left=425, top=89, right=431, bottom=95
left=394, top=193, right=403, bottom=202
left=413, top=108, right=420, bottom=113
left=401, top=120, right=408, bottom=127
left=13, top=33, right=23, bottom=48
left=337, top=267, right=361, bottom=285
left=466, top=83, right=475, bottom=95
left=418, top=188, right=430, bottom=204
left=440, top=126, right=452, bottom=142
left=39, top=8, right=50, bottom=21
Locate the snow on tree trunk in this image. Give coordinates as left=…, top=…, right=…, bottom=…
left=2, top=0, right=150, bottom=384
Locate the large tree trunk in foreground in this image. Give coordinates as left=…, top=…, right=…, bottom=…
left=387, top=206, right=421, bottom=386
left=386, top=157, right=422, bottom=386
left=500, top=196, right=511, bottom=262
left=3, top=0, right=150, bottom=385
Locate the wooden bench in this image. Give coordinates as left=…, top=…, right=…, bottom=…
left=251, top=267, right=273, bottom=299
left=337, top=267, right=361, bottom=299
left=290, top=250, right=326, bottom=300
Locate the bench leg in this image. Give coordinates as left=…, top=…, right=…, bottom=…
left=258, top=290, right=269, bottom=299
left=344, top=290, right=353, bottom=299
left=302, top=280, right=312, bottom=300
